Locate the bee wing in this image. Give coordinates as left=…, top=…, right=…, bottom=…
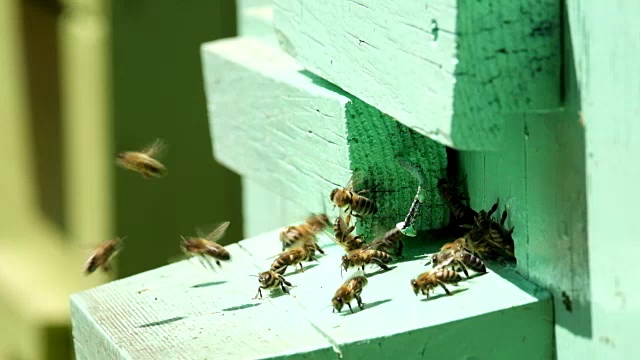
left=142, top=138, right=167, bottom=158
left=201, top=221, right=231, bottom=243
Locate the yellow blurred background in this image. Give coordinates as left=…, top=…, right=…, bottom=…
left=0, top=0, right=241, bottom=358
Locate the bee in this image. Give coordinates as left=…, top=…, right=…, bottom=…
left=366, top=225, right=404, bottom=257
left=432, top=241, right=487, bottom=279
left=116, top=138, right=168, bottom=179
left=254, top=270, right=292, bottom=299
left=180, top=221, right=231, bottom=268
left=330, top=175, right=377, bottom=219
left=332, top=215, right=367, bottom=253
left=271, top=246, right=317, bottom=275
left=410, top=268, right=462, bottom=300
left=279, top=213, right=330, bottom=253
left=341, top=249, right=393, bottom=275
left=84, top=238, right=124, bottom=275
left=437, top=177, right=477, bottom=226
left=463, top=200, right=515, bottom=261
left=332, top=272, right=368, bottom=313
left=430, top=238, right=468, bottom=266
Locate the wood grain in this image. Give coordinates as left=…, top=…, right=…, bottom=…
left=273, top=0, right=561, bottom=149
left=72, top=229, right=553, bottom=359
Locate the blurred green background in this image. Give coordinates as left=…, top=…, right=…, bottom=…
left=0, top=0, right=241, bottom=359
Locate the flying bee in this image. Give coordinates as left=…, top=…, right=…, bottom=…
left=279, top=213, right=329, bottom=253
left=180, top=221, right=231, bottom=269
left=410, top=268, right=462, bottom=300
left=330, top=174, right=377, bottom=219
left=116, top=138, right=168, bottom=179
left=437, top=177, right=477, bottom=226
left=341, top=248, right=393, bottom=275
left=332, top=215, right=367, bottom=253
left=366, top=225, right=404, bottom=257
left=84, top=237, right=124, bottom=275
left=332, top=272, right=368, bottom=314
left=271, top=246, right=317, bottom=275
left=253, top=270, right=292, bottom=299
left=462, top=200, right=515, bottom=262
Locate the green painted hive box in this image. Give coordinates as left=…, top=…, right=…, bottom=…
left=71, top=229, right=552, bottom=359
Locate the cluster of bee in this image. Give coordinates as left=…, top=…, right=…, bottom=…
left=252, top=176, right=410, bottom=313
left=84, top=139, right=234, bottom=275
left=83, top=140, right=516, bottom=315
left=437, top=178, right=515, bottom=263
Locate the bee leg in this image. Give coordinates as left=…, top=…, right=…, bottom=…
left=216, top=260, right=222, bottom=267
left=488, top=199, right=499, bottom=218
left=500, top=209, right=508, bottom=226
left=254, top=288, right=262, bottom=300
left=347, top=302, right=354, bottom=313
left=298, top=263, right=304, bottom=272
left=314, top=243, right=325, bottom=255
left=373, top=258, right=390, bottom=271
left=437, top=281, right=452, bottom=295
left=280, top=281, right=290, bottom=295
left=457, top=260, right=470, bottom=278
left=396, top=240, right=404, bottom=258
left=361, top=265, right=365, bottom=271
left=355, top=295, right=364, bottom=310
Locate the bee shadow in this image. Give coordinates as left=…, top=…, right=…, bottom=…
left=191, top=280, right=227, bottom=288
left=365, top=266, right=397, bottom=278
left=222, top=303, right=261, bottom=312
left=285, top=263, right=320, bottom=276
left=339, top=298, right=392, bottom=316
left=138, top=316, right=186, bottom=328
left=419, top=287, right=469, bottom=302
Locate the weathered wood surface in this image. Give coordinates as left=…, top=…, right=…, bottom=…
left=567, top=1, right=640, bottom=358
left=272, top=0, right=561, bottom=150
left=72, top=228, right=553, bottom=359
left=202, top=37, right=449, bottom=234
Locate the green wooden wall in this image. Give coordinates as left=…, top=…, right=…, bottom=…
left=112, top=0, right=243, bottom=278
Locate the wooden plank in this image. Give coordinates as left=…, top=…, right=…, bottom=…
left=272, top=0, right=561, bottom=150
left=237, top=0, right=277, bottom=46
left=567, top=1, right=640, bottom=357
left=72, top=228, right=553, bottom=359
left=71, top=243, right=336, bottom=359
left=202, top=37, right=449, bottom=233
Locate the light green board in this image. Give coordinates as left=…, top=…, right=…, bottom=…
left=567, top=1, right=640, bottom=358
left=272, top=0, right=561, bottom=150
left=237, top=0, right=277, bottom=46
left=452, top=4, right=599, bottom=357
left=201, top=37, right=449, bottom=234
left=71, top=228, right=553, bottom=359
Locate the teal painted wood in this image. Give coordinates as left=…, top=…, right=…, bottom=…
left=71, top=228, right=553, bottom=359
left=272, top=0, right=561, bottom=150
left=567, top=1, right=640, bottom=358
left=237, top=0, right=277, bottom=45
left=201, top=37, right=449, bottom=234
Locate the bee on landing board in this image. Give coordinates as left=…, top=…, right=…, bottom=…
left=366, top=225, right=404, bottom=257
left=330, top=174, right=377, bottom=219
left=332, top=272, right=368, bottom=314
left=410, top=268, right=462, bottom=300
left=332, top=215, right=367, bottom=253
left=341, top=248, right=393, bottom=275
left=180, top=221, right=232, bottom=269
left=84, top=237, right=124, bottom=275
left=254, top=270, right=292, bottom=299
left=431, top=238, right=487, bottom=278
left=116, top=138, right=168, bottom=179
left=279, top=213, right=330, bottom=253
left=462, top=200, right=515, bottom=262
left=270, top=245, right=318, bottom=275
left=436, top=177, right=477, bottom=226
